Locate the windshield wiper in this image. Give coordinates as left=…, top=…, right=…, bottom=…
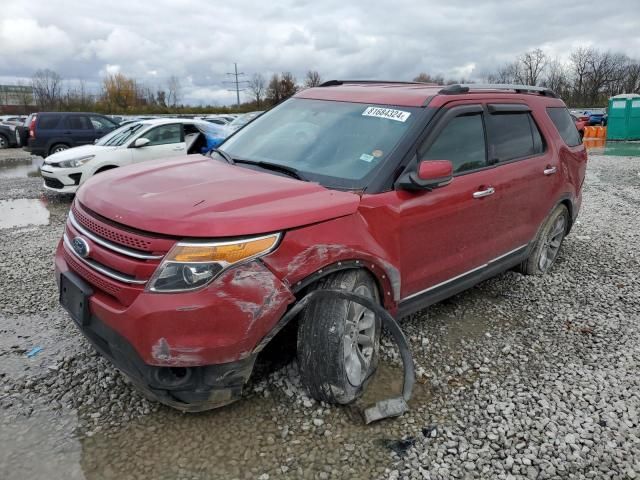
left=210, top=148, right=235, bottom=165
left=234, top=159, right=308, bottom=181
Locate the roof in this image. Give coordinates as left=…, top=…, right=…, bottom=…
left=295, top=82, right=443, bottom=107
left=611, top=93, right=640, bottom=99
left=137, top=117, right=207, bottom=126
left=295, top=81, right=563, bottom=107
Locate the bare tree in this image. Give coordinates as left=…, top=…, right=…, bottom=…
left=518, top=49, right=547, bottom=85
left=280, top=72, right=298, bottom=99
left=304, top=70, right=322, bottom=88
left=167, top=75, right=182, bottom=108
left=266, top=73, right=281, bottom=105
left=248, top=73, right=266, bottom=108
left=32, top=69, right=62, bottom=109
left=542, top=59, right=570, bottom=97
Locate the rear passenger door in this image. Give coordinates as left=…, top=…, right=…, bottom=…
left=484, top=104, right=555, bottom=254
left=64, top=115, right=95, bottom=146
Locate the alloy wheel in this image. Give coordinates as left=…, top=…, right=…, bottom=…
left=539, top=215, right=566, bottom=271
left=343, top=284, right=376, bottom=386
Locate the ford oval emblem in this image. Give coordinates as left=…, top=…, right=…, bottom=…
left=72, top=237, right=90, bottom=258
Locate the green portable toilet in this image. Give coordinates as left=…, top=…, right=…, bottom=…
left=607, top=93, right=640, bottom=140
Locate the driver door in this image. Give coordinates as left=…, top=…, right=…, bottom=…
left=130, top=123, right=186, bottom=163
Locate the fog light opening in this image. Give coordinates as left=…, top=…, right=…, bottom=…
left=155, top=366, right=193, bottom=388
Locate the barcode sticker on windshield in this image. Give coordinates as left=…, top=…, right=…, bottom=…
left=362, top=107, right=411, bottom=122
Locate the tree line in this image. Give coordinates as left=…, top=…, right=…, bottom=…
left=18, top=47, right=640, bottom=115
left=414, top=47, right=640, bottom=107
left=23, top=69, right=325, bottom=115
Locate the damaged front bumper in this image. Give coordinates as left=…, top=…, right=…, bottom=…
left=55, top=242, right=296, bottom=411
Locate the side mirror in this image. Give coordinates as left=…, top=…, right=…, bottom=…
left=397, top=160, right=453, bottom=191
left=132, top=137, right=151, bottom=148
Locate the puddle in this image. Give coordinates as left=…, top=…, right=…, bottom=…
left=585, top=140, right=640, bottom=157
left=0, top=407, right=84, bottom=480
left=0, top=314, right=80, bottom=380
left=0, top=157, right=44, bottom=178
left=0, top=198, right=50, bottom=228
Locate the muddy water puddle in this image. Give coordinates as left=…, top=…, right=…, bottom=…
left=0, top=197, right=71, bottom=229
left=0, top=313, right=79, bottom=380
left=1, top=362, right=431, bottom=480
left=0, top=157, right=43, bottom=178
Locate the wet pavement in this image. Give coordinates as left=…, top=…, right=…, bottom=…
left=1, top=146, right=640, bottom=479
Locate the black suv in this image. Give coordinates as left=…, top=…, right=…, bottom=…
left=24, top=112, right=119, bottom=157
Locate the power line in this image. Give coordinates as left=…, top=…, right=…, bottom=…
left=223, top=63, right=249, bottom=107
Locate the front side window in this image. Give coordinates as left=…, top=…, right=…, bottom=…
left=90, top=116, right=117, bottom=131
left=221, top=98, right=419, bottom=187
left=420, top=113, right=487, bottom=174
left=142, top=124, right=183, bottom=146
left=547, top=107, right=581, bottom=147
left=487, top=113, right=544, bottom=163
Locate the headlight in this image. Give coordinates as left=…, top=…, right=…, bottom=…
left=146, top=233, right=281, bottom=293
left=55, top=155, right=95, bottom=168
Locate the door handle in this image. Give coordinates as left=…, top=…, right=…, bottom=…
left=172, top=146, right=183, bottom=151
left=473, top=187, right=495, bottom=199
left=544, top=166, right=557, bottom=175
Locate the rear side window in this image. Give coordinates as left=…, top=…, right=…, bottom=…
left=419, top=113, right=486, bottom=174
left=64, top=115, right=92, bottom=130
left=487, top=113, right=544, bottom=163
left=38, top=115, right=61, bottom=130
left=547, top=107, right=581, bottom=147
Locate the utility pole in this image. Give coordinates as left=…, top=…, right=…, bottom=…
left=224, top=63, right=249, bottom=108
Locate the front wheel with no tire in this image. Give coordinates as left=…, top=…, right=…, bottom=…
left=297, top=270, right=381, bottom=405
left=519, top=204, right=569, bottom=275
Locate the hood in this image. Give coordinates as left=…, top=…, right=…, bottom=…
left=45, top=144, right=116, bottom=164
left=77, top=155, right=361, bottom=237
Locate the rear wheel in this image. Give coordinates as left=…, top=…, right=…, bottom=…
left=519, top=204, right=569, bottom=275
left=49, top=143, right=69, bottom=155
left=297, top=270, right=380, bottom=404
left=0, top=134, right=8, bottom=149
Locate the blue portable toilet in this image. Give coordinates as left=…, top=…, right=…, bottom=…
left=607, top=93, right=640, bottom=140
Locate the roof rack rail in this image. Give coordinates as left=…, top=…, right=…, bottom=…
left=319, top=80, right=426, bottom=87
left=439, top=83, right=559, bottom=98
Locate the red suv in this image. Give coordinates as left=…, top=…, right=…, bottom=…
left=55, top=82, right=587, bottom=411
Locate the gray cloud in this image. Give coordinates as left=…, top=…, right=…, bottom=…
left=1, top=0, right=638, bottom=105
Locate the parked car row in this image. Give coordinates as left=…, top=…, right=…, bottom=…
left=570, top=109, right=608, bottom=126
left=41, top=118, right=228, bottom=193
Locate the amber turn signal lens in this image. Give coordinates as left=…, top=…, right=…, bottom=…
left=168, top=235, right=279, bottom=264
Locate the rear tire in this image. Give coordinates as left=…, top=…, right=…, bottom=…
left=0, top=134, right=8, bottom=149
left=297, top=269, right=380, bottom=405
left=519, top=204, right=569, bottom=275
left=49, top=143, right=69, bottom=156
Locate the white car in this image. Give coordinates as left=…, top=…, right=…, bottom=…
left=40, top=118, right=227, bottom=193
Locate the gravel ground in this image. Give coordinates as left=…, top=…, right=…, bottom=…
left=0, top=148, right=639, bottom=479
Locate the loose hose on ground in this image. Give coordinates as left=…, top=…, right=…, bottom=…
left=276, top=288, right=415, bottom=423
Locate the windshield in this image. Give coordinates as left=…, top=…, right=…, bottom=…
left=229, top=112, right=262, bottom=127
left=222, top=99, right=418, bottom=187
left=95, top=122, right=144, bottom=146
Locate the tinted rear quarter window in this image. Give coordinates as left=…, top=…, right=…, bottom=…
left=38, top=115, right=62, bottom=130
left=547, top=107, right=581, bottom=147
left=488, top=112, right=544, bottom=163
left=65, top=115, right=92, bottom=130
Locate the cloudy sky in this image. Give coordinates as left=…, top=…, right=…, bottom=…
left=1, top=0, right=639, bottom=105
